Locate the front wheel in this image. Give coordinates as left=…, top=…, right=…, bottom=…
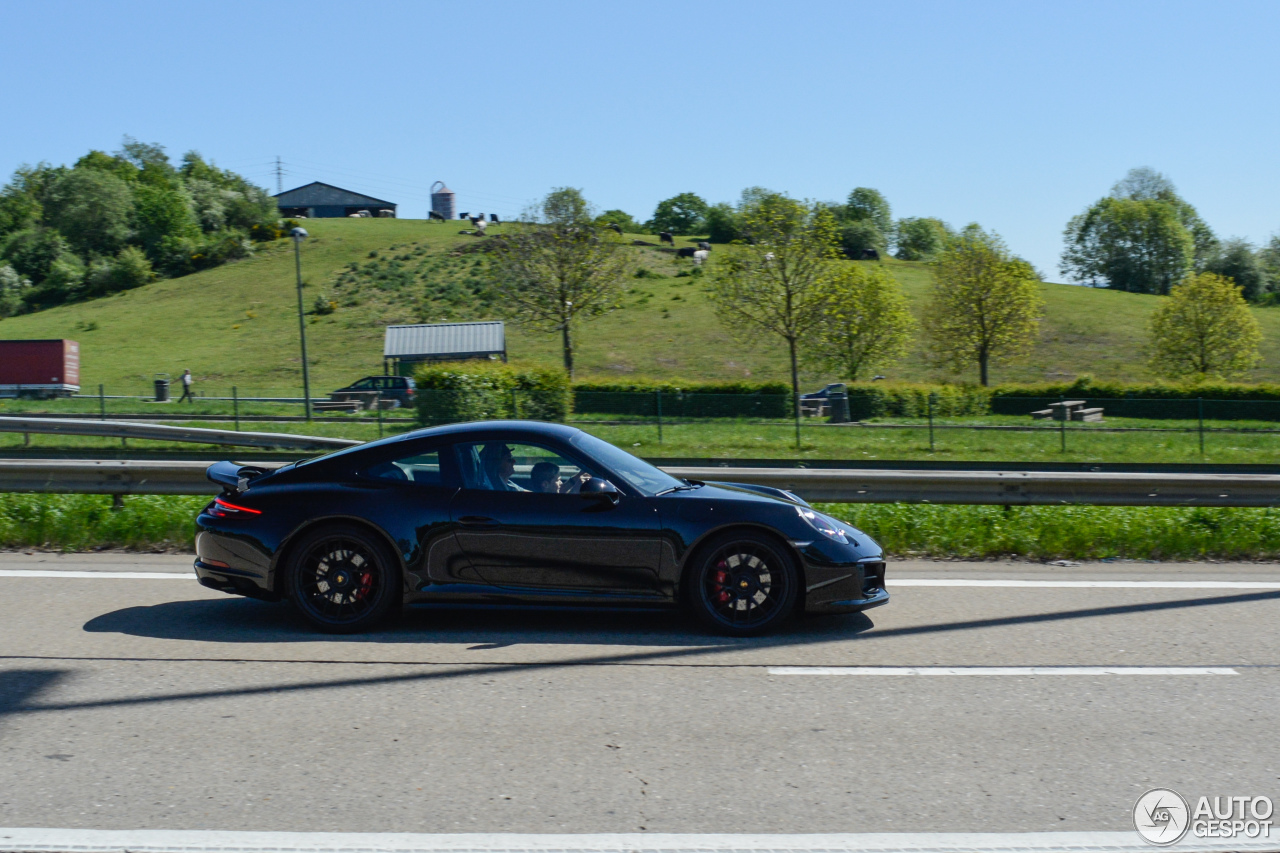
left=684, top=533, right=799, bottom=636
left=284, top=524, right=400, bottom=633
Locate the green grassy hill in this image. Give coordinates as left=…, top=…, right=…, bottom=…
left=3, top=218, right=1279, bottom=394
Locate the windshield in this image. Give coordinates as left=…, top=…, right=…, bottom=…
left=570, top=432, right=683, bottom=497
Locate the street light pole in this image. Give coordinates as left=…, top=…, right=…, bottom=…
left=291, top=227, right=312, bottom=421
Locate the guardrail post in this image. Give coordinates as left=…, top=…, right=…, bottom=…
left=655, top=390, right=663, bottom=444
left=1198, top=397, right=1205, bottom=457
left=928, top=392, right=936, bottom=452
left=377, top=399, right=384, bottom=438
left=99, top=384, right=105, bottom=421
left=233, top=386, right=240, bottom=432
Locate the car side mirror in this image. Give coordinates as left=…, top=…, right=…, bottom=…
left=579, top=478, right=621, bottom=505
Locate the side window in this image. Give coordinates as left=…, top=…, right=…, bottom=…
left=365, top=449, right=444, bottom=486
left=455, top=441, right=594, bottom=494
left=352, top=378, right=374, bottom=390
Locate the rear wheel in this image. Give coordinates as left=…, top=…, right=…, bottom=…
left=284, top=524, right=400, bottom=633
left=684, top=532, right=799, bottom=636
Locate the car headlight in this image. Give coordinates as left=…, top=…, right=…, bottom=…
left=795, top=506, right=849, bottom=544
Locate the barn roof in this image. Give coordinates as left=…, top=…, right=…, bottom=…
left=384, top=321, right=506, bottom=359
left=274, top=181, right=395, bottom=206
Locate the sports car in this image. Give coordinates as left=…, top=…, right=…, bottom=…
left=194, top=421, right=888, bottom=635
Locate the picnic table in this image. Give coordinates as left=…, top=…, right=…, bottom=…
left=1030, top=400, right=1104, bottom=422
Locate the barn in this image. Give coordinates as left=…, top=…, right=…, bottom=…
left=274, top=182, right=397, bottom=218
left=383, top=321, right=507, bottom=376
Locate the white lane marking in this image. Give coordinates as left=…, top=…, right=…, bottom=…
left=1, top=828, right=1275, bottom=853
left=0, top=570, right=192, bottom=579
left=889, top=578, right=1280, bottom=589
left=769, top=666, right=1238, bottom=676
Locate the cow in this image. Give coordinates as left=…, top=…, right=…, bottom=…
left=693, top=249, right=709, bottom=266
left=607, top=223, right=623, bottom=235
left=490, top=213, right=500, bottom=223
left=659, top=231, right=674, bottom=245
left=861, top=249, right=880, bottom=261
left=377, top=210, right=395, bottom=218
left=676, top=247, right=697, bottom=259
left=459, top=212, right=470, bottom=220
left=428, top=210, right=446, bottom=222
left=698, top=241, right=711, bottom=251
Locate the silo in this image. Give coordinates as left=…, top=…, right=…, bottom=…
left=430, top=181, right=456, bottom=221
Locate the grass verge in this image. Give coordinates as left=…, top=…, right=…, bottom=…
left=4, top=494, right=1280, bottom=561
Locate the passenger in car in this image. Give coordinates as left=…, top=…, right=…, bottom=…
left=530, top=461, right=561, bottom=493
left=480, top=443, right=525, bottom=491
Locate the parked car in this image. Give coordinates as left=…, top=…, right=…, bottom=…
left=332, top=375, right=416, bottom=404
left=194, top=421, right=888, bottom=636
left=800, top=383, right=847, bottom=403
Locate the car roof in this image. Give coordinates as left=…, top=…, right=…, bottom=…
left=292, top=421, right=585, bottom=471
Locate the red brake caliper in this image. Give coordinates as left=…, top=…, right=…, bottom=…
left=714, top=562, right=731, bottom=603
left=356, top=572, right=373, bottom=600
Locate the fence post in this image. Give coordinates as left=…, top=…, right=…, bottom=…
left=233, top=386, right=240, bottom=431
left=1198, top=397, right=1205, bottom=457
left=928, top=392, right=936, bottom=452
left=511, top=388, right=519, bottom=420
left=99, top=384, right=105, bottom=421
left=1059, top=394, right=1066, bottom=453
left=655, top=389, right=663, bottom=444
left=377, top=398, right=384, bottom=438
left=794, top=391, right=802, bottom=450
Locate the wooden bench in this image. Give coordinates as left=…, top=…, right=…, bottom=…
left=314, top=400, right=362, bottom=413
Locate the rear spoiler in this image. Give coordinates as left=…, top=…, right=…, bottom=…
left=206, top=461, right=277, bottom=495
left=705, top=481, right=810, bottom=507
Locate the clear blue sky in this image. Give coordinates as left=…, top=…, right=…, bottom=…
left=2, top=0, right=1277, bottom=279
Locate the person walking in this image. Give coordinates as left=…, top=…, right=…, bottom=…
left=178, top=369, right=194, bottom=403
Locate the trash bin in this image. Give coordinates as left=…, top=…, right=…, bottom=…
left=153, top=373, right=170, bottom=403
left=827, top=387, right=850, bottom=424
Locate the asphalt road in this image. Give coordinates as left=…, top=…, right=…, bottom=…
left=1, top=552, right=1278, bottom=838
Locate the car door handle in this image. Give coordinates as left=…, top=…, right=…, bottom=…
left=458, top=515, right=500, bottom=528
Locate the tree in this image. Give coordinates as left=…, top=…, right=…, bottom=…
left=1110, top=167, right=1216, bottom=264
left=649, top=192, right=708, bottom=234
left=593, top=209, right=647, bottom=234
left=486, top=188, right=632, bottom=377
left=1260, top=234, right=1280, bottom=294
left=809, top=264, right=914, bottom=380
left=838, top=219, right=886, bottom=259
left=133, top=183, right=197, bottom=252
left=1060, top=197, right=1194, bottom=293
left=0, top=264, right=31, bottom=318
left=894, top=217, right=950, bottom=261
left=924, top=230, right=1043, bottom=385
left=706, top=194, right=840, bottom=416
left=704, top=202, right=742, bottom=243
left=844, top=187, right=893, bottom=235
left=41, top=168, right=135, bottom=257
left=1148, top=272, right=1261, bottom=380
left=1204, top=238, right=1269, bottom=302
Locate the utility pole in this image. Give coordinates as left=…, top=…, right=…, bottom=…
left=291, top=228, right=312, bottom=420
left=274, top=156, right=283, bottom=194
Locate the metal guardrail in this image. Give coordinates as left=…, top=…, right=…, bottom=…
left=0, top=417, right=360, bottom=451
left=3, top=459, right=1280, bottom=505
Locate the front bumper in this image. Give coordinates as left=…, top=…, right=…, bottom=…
left=799, top=550, right=889, bottom=614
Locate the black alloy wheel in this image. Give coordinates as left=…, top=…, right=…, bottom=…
left=285, top=524, right=400, bottom=633
left=685, top=532, right=799, bottom=636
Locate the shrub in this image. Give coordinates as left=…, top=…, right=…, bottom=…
left=414, top=362, right=571, bottom=424
left=844, top=383, right=992, bottom=419
left=574, top=379, right=791, bottom=418
left=990, top=377, right=1280, bottom=420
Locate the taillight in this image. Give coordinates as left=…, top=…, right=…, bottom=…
left=209, top=497, right=263, bottom=518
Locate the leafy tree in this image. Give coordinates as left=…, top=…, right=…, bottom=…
left=838, top=219, right=887, bottom=259
left=1110, top=167, right=1216, bottom=263
left=1148, top=272, right=1261, bottom=380
left=705, top=194, right=840, bottom=413
left=894, top=217, right=951, bottom=261
left=486, top=188, right=633, bottom=377
left=85, top=246, right=154, bottom=296
left=809, top=264, right=914, bottom=380
left=844, top=187, right=893, bottom=235
left=1204, top=238, right=1269, bottom=302
left=1, top=228, right=73, bottom=283
left=649, top=192, right=708, bottom=234
left=924, top=229, right=1043, bottom=385
left=704, top=202, right=742, bottom=243
left=593, top=209, right=647, bottom=234
left=1256, top=234, right=1280, bottom=295
left=1060, top=197, right=1193, bottom=293
left=41, top=168, right=134, bottom=257
left=133, top=183, right=197, bottom=251
left=0, top=264, right=31, bottom=318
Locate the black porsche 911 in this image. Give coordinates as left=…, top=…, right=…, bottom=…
left=194, top=421, right=888, bottom=636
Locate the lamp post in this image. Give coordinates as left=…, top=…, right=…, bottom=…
left=291, top=227, right=312, bottom=421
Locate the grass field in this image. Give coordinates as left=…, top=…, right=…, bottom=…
left=6, top=218, right=1280, bottom=393
left=5, top=492, right=1279, bottom=561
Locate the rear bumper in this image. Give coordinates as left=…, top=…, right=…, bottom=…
left=195, top=559, right=280, bottom=600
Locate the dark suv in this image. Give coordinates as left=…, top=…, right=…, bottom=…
left=333, top=375, right=416, bottom=404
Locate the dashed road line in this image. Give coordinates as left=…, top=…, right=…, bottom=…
left=768, top=666, right=1239, bottom=676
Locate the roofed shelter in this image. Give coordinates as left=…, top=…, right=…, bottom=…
left=384, top=321, right=507, bottom=375
left=275, top=181, right=396, bottom=218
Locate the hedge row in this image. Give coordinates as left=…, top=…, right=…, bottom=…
left=845, top=383, right=992, bottom=419
left=988, top=378, right=1280, bottom=420
left=414, top=362, right=571, bottom=424
left=991, top=378, right=1280, bottom=402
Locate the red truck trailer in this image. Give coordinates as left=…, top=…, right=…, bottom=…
left=0, top=339, right=80, bottom=398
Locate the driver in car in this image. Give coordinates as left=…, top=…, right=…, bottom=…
left=480, top=443, right=525, bottom=491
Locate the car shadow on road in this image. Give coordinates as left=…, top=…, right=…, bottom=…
left=82, top=597, right=876, bottom=648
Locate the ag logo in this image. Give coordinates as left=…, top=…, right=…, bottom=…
left=1134, top=788, right=1191, bottom=845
